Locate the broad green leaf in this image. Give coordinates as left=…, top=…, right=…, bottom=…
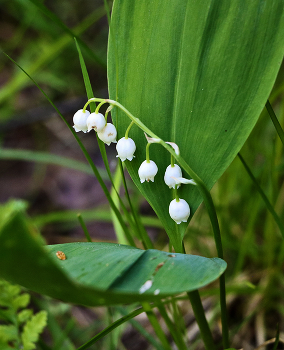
left=107, top=1, right=284, bottom=250
left=0, top=201, right=226, bottom=306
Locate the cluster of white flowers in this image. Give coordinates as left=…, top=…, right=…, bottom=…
left=73, top=105, right=194, bottom=225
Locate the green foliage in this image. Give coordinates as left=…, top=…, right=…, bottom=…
left=0, top=325, right=17, bottom=343
left=0, top=279, right=47, bottom=350
left=1, top=0, right=284, bottom=349
left=21, top=311, right=47, bottom=350
left=0, top=201, right=226, bottom=306
left=108, top=0, right=284, bottom=250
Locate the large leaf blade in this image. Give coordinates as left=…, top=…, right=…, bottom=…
left=107, top=0, right=284, bottom=249
left=0, top=201, right=226, bottom=306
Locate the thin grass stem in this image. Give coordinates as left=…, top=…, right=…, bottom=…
left=141, top=302, right=172, bottom=350
left=157, top=303, right=188, bottom=350
left=77, top=214, right=92, bottom=242
left=117, top=307, right=164, bottom=350
left=118, top=161, right=154, bottom=249
left=266, top=100, right=284, bottom=145
left=76, top=307, right=145, bottom=350
left=110, top=164, right=129, bottom=245
left=238, top=153, right=284, bottom=239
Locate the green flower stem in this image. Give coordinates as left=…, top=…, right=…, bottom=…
left=171, top=154, right=175, bottom=167
left=104, top=105, right=113, bottom=121
left=187, top=291, right=216, bottom=350
left=89, top=97, right=229, bottom=348
left=141, top=302, right=172, bottom=350
left=77, top=213, right=92, bottom=242
left=177, top=243, right=216, bottom=350
left=146, top=142, right=151, bottom=163
left=95, top=100, right=106, bottom=114
left=83, top=99, right=105, bottom=113
left=174, top=186, right=179, bottom=201
left=125, top=121, right=135, bottom=139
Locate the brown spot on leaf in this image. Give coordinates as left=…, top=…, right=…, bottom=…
left=56, top=251, right=66, bottom=260
left=155, top=262, right=164, bottom=272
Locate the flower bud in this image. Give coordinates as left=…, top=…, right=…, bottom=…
left=169, top=198, right=190, bottom=224
left=87, top=112, right=106, bottom=132
left=73, top=109, right=90, bottom=133
left=97, top=123, right=117, bottom=145
left=138, top=160, right=158, bottom=183
left=164, top=164, right=182, bottom=188
left=116, top=137, right=136, bottom=161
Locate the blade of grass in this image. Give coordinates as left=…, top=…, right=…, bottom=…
left=119, top=161, right=153, bottom=249
left=0, top=148, right=108, bottom=179
left=272, top=324, right=280, bottom=350
left=74, top=38, right=113, bottom=182
left=77, top=214, right=92, bottom=242
left=3, top=52, right=135, bottom=247
left=110, top=162, right=129, bottom=245
left=76, top=307, right=145, bottom=350
left=157, top=303, right=188, bottom=350
left=233, top=198, right=261, bottom=275
left=116, top=307, right=164, bottom=350
left=33, top=208, right=163, bottom=229
left=238, top=153, right=284, bottom=239
left=141, top=302, right=172, bottom=350
left=266, top=100, right=284, bottom=145
left=28, top=0, right=106, bottom=67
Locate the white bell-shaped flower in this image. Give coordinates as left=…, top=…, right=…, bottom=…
left=97, top=123, right=117, bottom=145
left=138, top=160, right=158, bottom=183
left=87, top=112, right=106, bottom=132
left=164, top=164, right=182, bottom=188
left=73, top=109, right=90, bottom=133
left=116, top=137, right=136, bottom=161
left=169, top=198, right=190, bottom=224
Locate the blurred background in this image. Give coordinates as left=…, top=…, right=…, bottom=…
left=0, top=0, right=122, bottom=243
left=1, top=0, right=284, bottom=349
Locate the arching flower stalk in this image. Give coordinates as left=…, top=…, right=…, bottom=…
left=138, top=135, right=158, bottom=183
